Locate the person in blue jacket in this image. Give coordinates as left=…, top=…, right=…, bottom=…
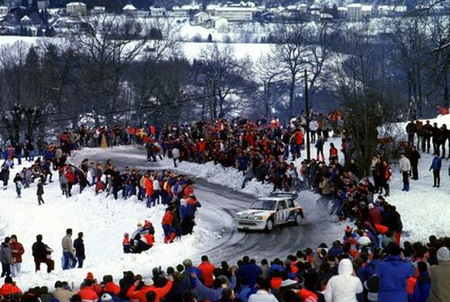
left=410, top=261, right=431, bottom=302
left=375, top=243, right=415, bottom=302
left=429, top=154, right=442, bottom=187
left=237, top=256, right=262, bottom=288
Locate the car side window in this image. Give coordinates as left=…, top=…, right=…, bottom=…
left=286, top=199, right=294, bottom=208
left=277, top=200, right=287, bottom=210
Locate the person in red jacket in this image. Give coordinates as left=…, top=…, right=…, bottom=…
left=102, top=275, right=121, bottom=296
left=0, top=276, right=22, bottom=298
left=126, top=276, right=173, bottom=302
left=78, top=279, right=98, bottom=302
left=9, top=235, right=24, bottom=277
left=198, top=255, right=215, bottom=287
left=82, top=272, right=102, bottom=295
left=123, top=233, right=131, bottom=254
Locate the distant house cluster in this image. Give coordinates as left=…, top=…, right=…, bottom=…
left=0, top=0, right=448, bottom=37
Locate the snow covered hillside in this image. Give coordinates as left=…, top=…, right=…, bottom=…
left=0, top=158, right=215, bottom=290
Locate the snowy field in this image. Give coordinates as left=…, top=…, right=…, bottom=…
left=0, top=156, right=216, bottom=289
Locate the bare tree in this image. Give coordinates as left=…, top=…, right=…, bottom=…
left=197, top=43, right=252, bottom=119
left=71, top=15, right=150, bottom=126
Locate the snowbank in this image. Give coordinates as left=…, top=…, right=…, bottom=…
left=0, top=161, right=215, bottom=290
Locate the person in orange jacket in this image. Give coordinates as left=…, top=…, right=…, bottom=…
left=0, top=276, right=22, bottom=297
left=78, top=279, right=99, bottom=302
left=64, top=166, right=75, bottom=197
left=144, top=175, right=154, bottom=208
left=198, top=255, right=215, bottom=287
left=126, top=276, right=173, bottom=302
left=102, top=275, right=121, bottom=296
left=82, top=272, right=102, bottom=295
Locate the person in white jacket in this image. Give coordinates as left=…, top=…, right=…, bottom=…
left=324, top=258, right=363, bottom=302
left=399, top=153, right=411, bottom=191
left=248, top=278, right=279, bottom=302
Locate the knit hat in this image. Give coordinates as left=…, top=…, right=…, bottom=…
left=86, top=272, right=94, bottom=281
left=100, top=294, right=113, bottom=302
left=437, top=247, right=450, bottom=262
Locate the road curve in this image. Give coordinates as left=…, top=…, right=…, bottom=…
left=79, top=147, right=343, bottom=264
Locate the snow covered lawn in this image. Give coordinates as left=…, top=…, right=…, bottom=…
left=0, top=161, right=215, bottom=290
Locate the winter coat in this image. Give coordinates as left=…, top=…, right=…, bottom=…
left=411, top=271, right=431, bottom=302
left=198, top=261, right=215, bottom=287
left=9, top=241, right=24, bottom=263
left=430, top=157, right=442, bottom=171
left=399, top=157, right=411, bottom=172
left=0, top=283, right=22, bottom=296
left=185, top=198, right=201, bottom=218
left=369, top=207, right=383, bottom=226
left=126, top=280, right=173, bottom=302
left=32, top=241, right=48, bottom=260
left=52, top=287, right=76, bottom=302
left=144, top=178, right=153, bottom=197
left=103, top=282, right=121, bottom=295
left=62, top=234, right=75, bottom=256
left=406, top=122, right=417, bottom=134
left=78, top=287, right=98, bottom=302
left=429, top=261, right=450, bottom=302
left=0, top=242, right=13, bottom=265
left=74, top=237, right=85, bottom=259
left=375, top=255, right=415, bottom=302
left=237, top=263, right=263, bottom=288
left=37, top=182, right=44, bottom=195
left=248, top=290, right=278, bottom=302
left=1, top=164, right=9, bottom=182
left=324, top=258, right=363, bottom=302
left=195, top=275, right=237, bottom=302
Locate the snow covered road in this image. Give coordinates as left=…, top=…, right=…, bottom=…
left=74, top=146, right=345, bottom=264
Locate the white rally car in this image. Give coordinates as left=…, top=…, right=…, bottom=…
left=235, top=193, right=304, bottom=232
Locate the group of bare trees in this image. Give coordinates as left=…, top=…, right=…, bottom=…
left=0, top=11, right=448, bottom=150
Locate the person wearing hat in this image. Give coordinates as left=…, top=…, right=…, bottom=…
left=375, top=243, right=415, bottom=302
left=429, top=247, right=450, bottom=302
left=126, top=275, right=173, bottom=302
left=324, top=258, right=362, bottom=301
left=78, top=279, right=99, bottom=302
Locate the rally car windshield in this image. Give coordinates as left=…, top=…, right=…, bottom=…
left=250, top=200, right=276, bottom=211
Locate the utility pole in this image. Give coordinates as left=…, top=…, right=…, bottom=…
left=305, top=69, right=311, bottom=161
